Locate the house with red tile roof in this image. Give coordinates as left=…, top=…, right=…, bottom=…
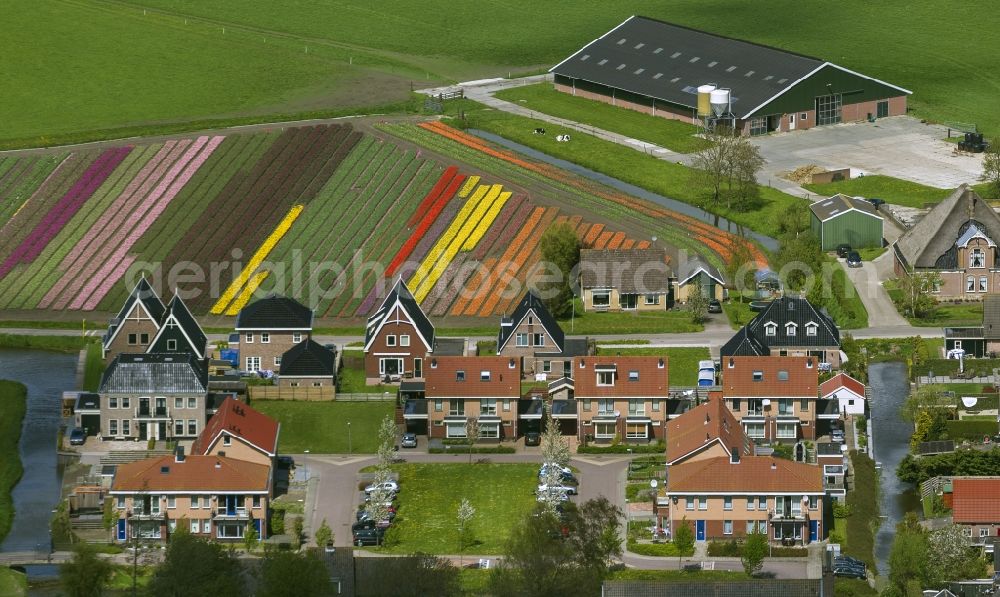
left=665, top=396, right=752, bottom=466
left=721, top=356, right=829, bottom=442
left=192, top=397, right=279, bottom=468
left=820, top=373, right=866, bottom=416
left=572, top=356, right=669, bottom=443
left=109, top=452, right=271, bottom=543
left=949, top=477, right=1000, bottom=545
left=424, top=356, right=522, bottom=440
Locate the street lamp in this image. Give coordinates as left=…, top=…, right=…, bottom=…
left=348, top=422, right=352, bottom=455
left=304, top=449, right=310, bottom=481
left=650, top=479, right=659, bottom=538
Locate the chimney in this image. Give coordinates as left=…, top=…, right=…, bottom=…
left=174, top=445, right=185, bottom=463
left=215, top=461, right=222, bottom=469
left=771, top=461, right=777, bottom=470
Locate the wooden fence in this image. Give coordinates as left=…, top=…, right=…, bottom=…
left=248, top=388, right=396, bottom=402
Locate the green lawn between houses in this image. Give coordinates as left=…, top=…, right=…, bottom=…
left=250, top=400, right=393, bottom=453
left=0, top=568, right=26, bottom=597
left=372, top=463, right=537, bottom=555
left=804, top=176, right=996, bottom=208
left=594, top=346, right=709, bottom=387
left=844, top=451, right=878, bottom=569
left=884, top=281, right=984, bottom=327
left=561, top=300, right=703, bottom=334
left=494, top=83, right=713, bottom=154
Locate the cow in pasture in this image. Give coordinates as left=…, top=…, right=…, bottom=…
left=556, top=134, right=571, bottom=142
left=533, top=128, right=545, bottom=135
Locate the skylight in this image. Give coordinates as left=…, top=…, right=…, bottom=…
left=745, top=70, right=756, bottom=77
left=580, top=54, right=590, bottom=61
left=726, top=66, right=737, bottom=72
left=670, top=77, right=681, bottom=83
left=634, top=43, right=645, bottom=49
left=689, top=56, right=700, bottom=63
left=633, top=68, right=645, bottom=75
left=653, top=47, right=664, bottom=54
left=616, top=64, right=626, bottom=70
left=764, top=75, right=774, bottom=81
left=778, top=78, right=788, bottom=84
left=671, top=52, right=682, bottom=58
left=653, top=73, right=663, bottom=79
left=598, top=59, right=608, bottom=66
left=708, top=61, right=718, bottom=67
left=617, top=38, right=627, bottom=45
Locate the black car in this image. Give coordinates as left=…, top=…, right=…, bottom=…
left=834, top=555, right=866, bottom=568
left=69, top=428, right=86, bottom=446
left=847, top=251, right=862, bottom=268
left=524, top=432, right=541, bottom=446
left=707, top=299, right=723, bottom=313
left=352, top=519, right=391, bottom=531
left=836, top=244, right=853, bottom=258
left=833, top=566, right=866, bottom=579
left=353, top=527, right=385, bottom=546
left=276, top=455, right=295, bottom=468
left=867, top=198, right=885, bottom=209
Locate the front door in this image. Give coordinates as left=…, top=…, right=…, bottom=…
left=139, top=423, right=148, bottom=441
left=809, top=520, right=819, bottom=542
left=696, top=520, right=706, bottom=541
left=788, top=113, right=796, bottom=131
left=158, top=422, right=167, bottom=440
left=563, top=361, right=571, bottom=377
left=877, top=100, right=889, bottom=119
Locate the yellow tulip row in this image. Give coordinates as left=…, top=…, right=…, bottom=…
left=462, top=190, right=511, bottom=251
left=408, top=185, right=488, bottom=292
left=458, top=175, right=480, bottom=198
left=413, top=184, right=504, bottom=301
left=210, top=204, right=304, bottom=314
left=224, top=270, right=271, bottom=316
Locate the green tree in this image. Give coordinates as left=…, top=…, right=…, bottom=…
left=980, top=138, right=1000, bottom=199
left=60, top=542, right=112, bottom=597
left=888, top=513, right=929, bottom=594
left=149, top=533, right=245, bottom=597
left=673, top=517, right=695, bottom=566
left=724, top=236, right=757, bottom=300
left=901, top=384, right=948, bottom=422
left=257, top=550, right=333, bottom=597
left=290, top=516, right=304, bottom=547
left=243, top=522, right=259, bottom=552
left=896, top=271, right=942, bottom=318
left=314, top=518, right=332, bottom=549
left=358, top=553, right=460, bottom=597
left=101, top=498, right=117, bottom=541
left=538, top=223, right=580, bottom=319
left=457, top=498, right=476, bottom=552
left=687, top=291, right=709, bottom=324
left=741, top=528, right=767, bottom=576
left=925, top=524, right=988, bottom=586
left=775, top=231, right=823, bottom=291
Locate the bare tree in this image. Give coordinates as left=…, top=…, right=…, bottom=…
left=692, top=129, right=765, bottom=211
left=465, top=417, right=479, bottom=464
left=980, top=139, right=1000, bottom=199
left=457, top=498, right=476, bottom=554
left=538, top=400, right=570, bottom=513
left=896, top=271, right=942, bottom=318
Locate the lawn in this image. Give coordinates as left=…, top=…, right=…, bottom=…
left=559, top=300, right=703, bottom=334
left=804, top=176, right=994, bottom=208
left=377, top=463, right=537, bottom=555
left=845, top=451, right=878, bottom=569
left=82, top=342, right=105, bottom=392
left=0, top=334, right=92, bottom=352
left=857, top=247, right=887, bottom=261
left=834, top=578, right=879, bottom=596
left=884, top=282, right=983, bottom=327
left=594, top=346, right=709, bottom=386
left=723, top=299, right=755, bottom=330
left=338, top=361, right=397, bottom=394
left=250, top=400, right=394, bottom=453
left=0, top=381, right=27, bottom=544
left=495, top=83, right=713, bottom=153
left=0, top=568, right=26, bottom=597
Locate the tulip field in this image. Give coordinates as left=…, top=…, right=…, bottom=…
left=0, top=120, right=748, bottom=321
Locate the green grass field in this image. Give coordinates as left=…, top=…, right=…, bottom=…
left=845, top=451, right=878, bottom=569
left=378, top=463, right=537, bottom=554
left=594, top=346, right=709, bottom=386
left=561, top=300, right=703, bottom=334
left=885, top=282, right=983, bottom=327
left=0, top=568, right=26, bottom=597
left=804, top=176, right=995, bottom=207
left=495, top=83, right=712, bottom=154
left=250, top=401, right=394, bottom=453
left=0, top=381, right=27, bottom=544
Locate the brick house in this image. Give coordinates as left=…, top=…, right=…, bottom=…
left=364, top=278, right=436, bottom=384
left=721, top=296, right=841, bottom=368
left=102, top=278, right=166, bottom=363
left=496, top=291, right=589, bottom=378
left=894, top=185, right=1000, bottom=300
left=147, top=294, right=207, bottom=359
left=277, top=339, right=336, bottom=388
left=235, top=295, right=313, bottom=374
left=109, top=451, right=270, bottom=543
left=98, top=353, right=208, bottom=442
left=579, top=248, right=674, bottom=312
left=572, top=356, right=669, bottom=443
left=675, top=254, right=726, bottom=303
left=949, top=477, right=1000, bottom=545
left=721, top=356, right=825, bottom=442
left=425, top=356, right=522, bottom=440
left=191, top=397, right=279, bottom=468
left=660, top=396, right=825, bottom=545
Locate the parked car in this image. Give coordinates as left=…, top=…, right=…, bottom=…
left=836, top=244, right=853, bottom=258
left=833, top=565, right=867, bottom=579
left=352, top=518, right=391, bottom=531
left=538, top=468, right=577, bottom=484
left=69, top=428, right=86, bottom=446
left=352, top=527, right=385, bottom=546
left=536, top=491, right=570, bottom=503
left=276, top=455, right=295, bottom=468
left=357, top=505, right=396, bottom=521
left=867, top=198, right=885, bottom=209
left=364, top=480, right=399, bottom=495
left=831, top=429, right=845, bottom=443
left=707, top=299, right=723, bottom=313
left=524, top=431, right=541, bottom=446
left=539, top=463, right=572, bottom=477
left=846, top=251, right=862, bottom=268
left=400, top=433, right=418, bottom=448
left=537, top=483, right=578, bottom=496
left=834, top=555, right=866, bottom=569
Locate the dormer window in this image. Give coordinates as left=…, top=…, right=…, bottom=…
left=456, top=370, right=465, bottom=382
left=752, top=370, right=763, bottom=382
left=785, top=322, right=797, bottom=337
left=971, top=248, right=985, bottom=268
left=628, top=371, right=639, bottom=381
left=480, top=370, right=491, bottom=381
left=805, top=322, right=818, bottom=337
left=597, top=371, right=615, bottom=386
left=764, top=322, right=777, bottom=337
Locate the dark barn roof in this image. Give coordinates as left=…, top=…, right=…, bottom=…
left=235, top=295, right=313, bottom=331
left=279, top=339, right=336, bottom=377
left=810, top=194, right=882, bottom=222
left=551, top=15, right=909, bottom=119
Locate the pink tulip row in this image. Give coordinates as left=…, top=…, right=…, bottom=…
left=74, top=136, right=224, bottom=311
left=0, top=146, right=131, bottom=278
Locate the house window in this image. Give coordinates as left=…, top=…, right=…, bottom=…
left=379, top=358, right=403, bottom=376
left=109, top=420, right=118, bottom=435
left=809, top=496, right=818, bottom=510
left=245, top=334, right=253, bottom=343
left=312, top=382, right=322, bottom=387
left=628, top=401, right=645, bottom=416
left=187, top=397, right=196, bottom=409
left=414, top=358, right=422, bottom=378
left=187, top=420, right=197, bottom=435
left=806, top=323, right=817, bottom=336
left=730, top=399, right=741, bottom=412
left=292, top=333, right=302, bottom=343
left=456, top=370, right=466, bottom=382
left=400, top=335, right=410, bottom=347
left=723, top=520, right=733, bottom=535
left=971, top=248, right=985, bottom=268
left=597, top=371, right=615, bottom=386
left=778, top=399, right=793, bottom=415
left=174, top=397, right=184, bottom=409
left=652, top=400, right=661, bottom=412
left=140, top=333, right=149, bottom=344
left=592, top=290, right=611, bottom=307
left=532, top=333, right=544, bottom=347
left=698, top=498, right=708, bottom=511
left=449, top=401, right=465, bottom=416
left=980, top=276, right=988, bottom=292
left=777, top=423, right=797, bottom=438
left=174, top=421, right=184, bottom=435
left=480, top=399, right=497, bottom=415
left=274, top=357, right=282, bottom=367
left=758, top=497, right=767, bottom=510
left=626, top=423, right=647, bottom=439
left=785, top=323, right=797, bottom=336
left=127, top=333, right=137, bottom=345
left=967, top=276, right=976, bottom=292
left=110, top=397, right=118, bottom=409
left=503, top=399, right=510, bottom=412
left=747, top=521, right=757, bottom=534
left=777, top=370, right=789, bottom=381
left=980, top=528, right=989, bottom=538
left=724, top=497, right=733, bottom=510
left=246, top=357, right=261, bottom=372
left=594, top=422, right=616, bottom=439
left=261, top=333, right=270, bottom=344
left=745, top=423, right=765, bottom=438
left=290, top=382, right=299, bottom=387
left=202, top=520, right=211, bottom=534
left=167, top=339, right=177, bottom=351
left=628, top=371, right=639, bottom=381
left=644, top=294, right=659, bottom=305
left=223, top=435, right=231, bottom=447
left=686, top=498, right=695, bottom=511
left=253, top=496, right=261, bottom=508
left=764, top=323, right=777, bottom=336
left=598, top=399, right=614, bottom=415
left=515, top=333, right=528, bottom=347
left=117, top=496, right=126, bottom=509
left=746, top=498, right=755, bottom=511
left=190, top=520, right=200, bottom=534
left=800, top=398, right=810, bottom=411
left=542, top=361, right=551, bottom=373
left=434, top=399, right=442, bottom=412
left=386, top=335, right=396, bottom=347
left=582, top=399, right=591, bottom=411
left=122, top=420, right=130, bottom=436
left=480, top=370, right=491, bottom=382
left=752, top=371, right=763, bottom=382
left=167, top=496, right=176, bottom=509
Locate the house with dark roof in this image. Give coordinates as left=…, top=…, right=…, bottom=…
left=147, top=294, right=207, bottom=360
left=364, top=278, right=463, bottom=384
left=809, top=194, right=884, bottom=251
left=98, top=353, right=208, bottom=442
left=675, top=253, right=726, bottom=302
left=658, top=395, right=825, bottom=545
left=278, top=339, right=337, bottom=388
left=109, top=452, right=271, bottom=543
left=572, top=356, right=669, bottom=444
left=602, top=577, right=829, bottom=597
left=235, top=295, right=313, bottom=374
left=894, top=186, right=1000, bottom=300
left=102, top=277, right=166, bottom=363
left=579, top=248, right=674, bottom=312
left=192, top=396, right=279, bottom=468
left=722, top=356, right=825, bottom=442
left=721, top=296, right=841, bottom=367
left=551, top=15, right=910, bottom=136
left=496, top=291, right=590, bottom=378
left=423, top=356, right=522, bottom=440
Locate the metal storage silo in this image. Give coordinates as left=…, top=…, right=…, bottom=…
left=697, top=85, right=716, bottom=117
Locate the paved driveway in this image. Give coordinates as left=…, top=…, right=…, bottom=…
left=752, top=116, right=984, bottom=190
left=839, top=253, right=908, bottom=327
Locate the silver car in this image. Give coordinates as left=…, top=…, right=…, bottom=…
left=400, top=433, right=417, bottom=448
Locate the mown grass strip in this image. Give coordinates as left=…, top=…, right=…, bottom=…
left=0, top=381, right=27, bottom=545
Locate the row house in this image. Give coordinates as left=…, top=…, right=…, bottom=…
left=421, top=356, right=522, bottom=440
left=235, top=295, right=314, bottom=374
left=98, top=353, right=208, bottom=442
left=948, top=477, right=1000, bottom=546
left=721, top=296, right=842, bottom=368
left=569, top=356, right=670, bottom=443
left=496, top=291, right=589, bottom=379
left=721, top=356, right=829, bottom=442
left=102, top=278, right=207, bottom=363
left=660, top=397, right=825, bottom=545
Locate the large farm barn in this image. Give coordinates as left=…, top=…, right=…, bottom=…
left=551, top=16, right=910, bottom=136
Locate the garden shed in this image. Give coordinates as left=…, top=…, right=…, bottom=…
left=809, top=194, right=883, bottom=251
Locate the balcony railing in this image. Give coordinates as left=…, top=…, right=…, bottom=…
left=136, top=406, right=169, bottom=419
left=214, top=508, right=250, bottom=519
left=769, top=509, right=806, bottom=520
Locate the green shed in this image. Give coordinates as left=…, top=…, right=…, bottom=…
left=809, top=194, right=884, bottom=251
